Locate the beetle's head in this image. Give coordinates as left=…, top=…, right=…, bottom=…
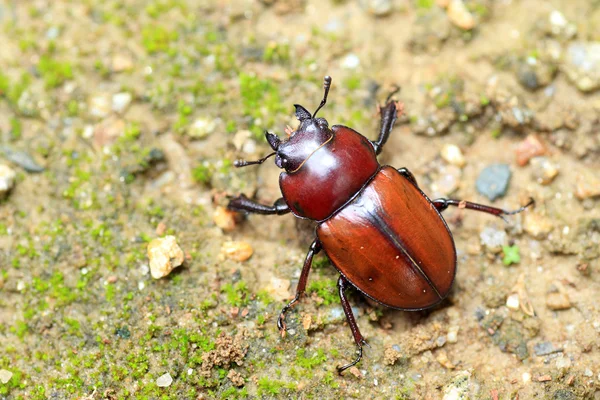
left=234, top=76, right=334, bottom=173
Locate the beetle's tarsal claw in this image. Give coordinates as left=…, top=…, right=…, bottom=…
left=337, top=343, right=364, bottom=375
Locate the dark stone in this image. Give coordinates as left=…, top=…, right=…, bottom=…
left=476, top=164, right=511, bottom=201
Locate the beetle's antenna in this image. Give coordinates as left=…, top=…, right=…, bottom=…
left=312, top=76, right=332, bottom=118
left=233, top=152, right=276, bottom=168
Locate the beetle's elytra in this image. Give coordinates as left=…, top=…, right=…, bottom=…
left=228, top=76, right=534, bottom=373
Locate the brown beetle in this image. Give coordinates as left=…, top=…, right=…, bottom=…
left=228, top=76, right=533, bottom=373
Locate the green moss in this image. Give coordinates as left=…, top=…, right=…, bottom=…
left=502, top=245, right=521, bottom=266
left=257, top=377, right=296, bottom=396
left=142, top=25, right=179, bottom=54
left=263, top=41, right=290, bottom=64
left=295, top=348, right=326, bottom=370
left=307, top=278, right=337, bottom=305
left=221, top=281, right=249, bottom=307
left=343, top=75, right=362, bottom=91
left=192, top=163, right=213, bottom=185
left=9, top=117, right=22, bottom=140
left=415, top=0, right=434, bottom=9
left=37, top=55, right=74, bottom=88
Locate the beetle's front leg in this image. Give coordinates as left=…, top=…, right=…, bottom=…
left=372, top=88, right=403, bottom=155
left=227, top=194, right=290, bottom=215
left=277, top=239, right=321, bottom=333
left=433, top=197, right=534, bottom=222
left=337, top=276, right=368, bottom=375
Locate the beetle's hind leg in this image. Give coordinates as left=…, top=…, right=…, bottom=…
left=372, top=87, right=404, bottom=155
left=337, top=276, right=368, bottom=375
left=277, top=240, right=321, bottom=334
left=227, top=194, right=290, bottom=215
left=433, top=197, right=535, bottom=222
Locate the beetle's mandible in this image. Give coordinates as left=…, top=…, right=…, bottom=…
left=227, top=76, right=534, bottom=374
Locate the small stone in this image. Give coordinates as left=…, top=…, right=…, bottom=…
left=348, top=366, right=363, bottom=379
left=480, top=226, right=507, bottom=253
left=515, top=135, right=547, bottom=166
left=563, top=42, right=600, bottom=92
left=188, top=118, right=216, bottom=139
left=147, top=236, right=185, bottom=279
left=213, top=206, right=237, bottom=231
left=221, top=241, right=253, bottom=262
left=89, top=94, right=112, bottom=118
left=436, top=350, right=455, bottom=369
left=516, top=57, right=557, bottom=90
left=0, top=164, right=16, bottom=199
left=555, top=355, right=571, bottom=369
left=112, top=92, right=133, bottom=114
left=506, top=294, right=520, bottom=310
left=266, top=276, right=291, bottom=301
left=358, top=0, right=393, bottom=17
left=227, top=370, right=245, bottom=387
left=546, top=282, right=571, bottom=310
left=476, top=164, right=511, bottom=201
left=534, top=341, right=562, bottom=356
left=341, top=54, right=360, bottom=69
left=156, top=372, right=173, bottom=387
left=430, top=165, right=461, bottom=197
left=440, top=144, right=466, bottom=167
left=447, top=326, right=459, bottom=343
left=111, top=54, right=134, bottom=72
left=553, top=389, right=577, bottom=400
left=537, top=375, right=552, bottom=382
left=446, top=0, right=476, bottom=30
left=442, top=370, right=472, bottom=400
left=0, top=369, right=13, bottom=384
left=530, top=157, right=559, bottom=185
left=523, top=212, right=554, bottom=239
left=575, top=170, right=600, bottom=200
left=384, top=345, right=403, bottom=365
left=0, top=145, right=45, bottom=172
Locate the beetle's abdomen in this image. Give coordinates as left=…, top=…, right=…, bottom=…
left=316, top=166, right=457, bottom=310
left=279, top=126, right=379, bottom=221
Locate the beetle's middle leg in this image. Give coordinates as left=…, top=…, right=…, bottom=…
left=432, top=198, right=535, bottom=222
left=277, top=239, right=321, bottom=333
left=337, top=275, right=368, bottom=375
left=372, top=88, right=403, bottom=155
left=227, top=194, right=290, bottom=215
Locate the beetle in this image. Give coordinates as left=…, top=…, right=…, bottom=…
left=227, top=76, right=534, bottom=374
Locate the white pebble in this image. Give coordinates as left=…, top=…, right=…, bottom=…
left=112, top=92, right=132, bottom=114
left=506, top=294, right=520, bottom=310
left=447, top=326, right=459, bottom=343
left=0, top=164, right=17, bottom=199
left=156, top=372, right=173, bottom=387
left=522, top=372, right=531, bottom=383
left=147, top=236, right=184, bottom=279
left=0, top=369, right=13, bottom=384
left=555, top=356, right=571, bottom=369
left=138, top=281, right=145, bottom=291
left=341, top=54, right=360, bottom=69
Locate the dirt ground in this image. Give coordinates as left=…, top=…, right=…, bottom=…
left=0, top=0, right=599, bottom=399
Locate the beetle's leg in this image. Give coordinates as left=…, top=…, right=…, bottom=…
left=277, top=239, right=321, bottom=333
left=397, top=167, right=418, bottom=187
left=372, top=88, right=403, bottom=155
left=227, top=194, right=290, bottom=215
left=433, top=197, right=535, bottom=222
left=337, top=276, right=368, bottom=375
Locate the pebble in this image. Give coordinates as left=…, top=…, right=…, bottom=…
left=156, top=372, right=173, bottom=387
left=188, top=118, right=216, bottom=139
left=515, top=135, right=547, bottom=166
left=530, top=157, right=559, bottom=185
left=111, top=54, right=134, bottom=72
left=555, top=356, right=571, bottom=369
left=89, top=94, right=112, bottom=118
left=0, top=164, right=16, bottom=199
left=546, top=282, right=571, bottom=310
left=213, top=206, right=237, bottom=231
left=562, top=42, right=600, bottom=92
left=430, top=165, right=461, bottom=197
left=534, top=341, right=562, bottom=356
left=442, top=370, right=472, bottom=400
left=480, top=226, right=507, bottom=253
left=266, top=276, right=291, bottom=301
left=440, top=144, right=466, bottom=167
left=516, top=56, right=556, bottom=90
left=341, top=54, right=360, bottom=69
left=0, top=369, right=13, bottom=384
left=447, top=326, right=459, bottom=343
left=575, top=170, right=600, bottom=200
left=221, top=241, right=253, bottom=262
left=446, top=0, right=476, bottom=30
left=506, top=293, right=520, bottom=310
left=147, top=236, right=185, bottom=279
left=476, top=164, right=511, bottom=201
left=0, top=145, right=45, bottom=172
left=358, top=0, right=393, bottom=17
left=112, top=92, right=133, bottom=114
left=523, top=212, right=554, bottom=239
